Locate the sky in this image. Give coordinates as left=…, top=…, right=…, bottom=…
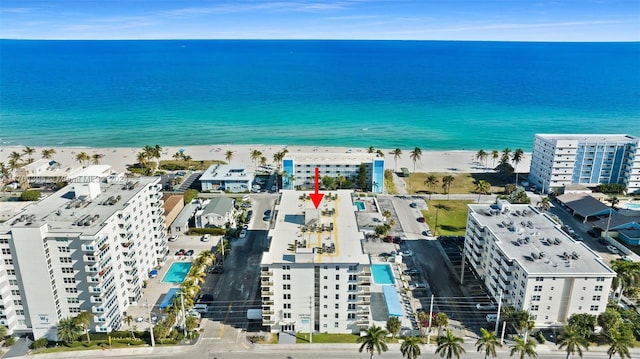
left=1, top=0, right=639, bottom=41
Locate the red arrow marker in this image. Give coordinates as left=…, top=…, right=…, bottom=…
left=309, top=167, right=324, bottom=209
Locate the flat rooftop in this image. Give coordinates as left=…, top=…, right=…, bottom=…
left=468, top=204, right=615, bottom=276
left=536, top=134, right=638, bottom=143
left=0, top=177, right=160, bottom=237
left=284, top=152, right=381, bottom=165
left=199, top=164, right=253, bottom=182
left=262, top=190, right=370, bottom=265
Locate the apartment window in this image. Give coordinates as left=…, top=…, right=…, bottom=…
left=596, top=277, right=605, bottom=282
left=11, top=290, right=20, bottom=296
left=282, top=274, right=290, bottom=280
left=348, top=294, right=356, bottom=300
left=590, top=305, right=599, bottom=311
left=535, top=277, right=544, bottom=282
left=283, top=294, right=291, bottom=300
left=64, top=278, right=76, bottom=284
left=348, top=284, right=356, bottom=291
left=283, top=284, right=291, bottom=290
left=9, top=280, right=17, bottom=286
left=65, top=288, right=78, bottom=294
left=58, top=246, right=70, bottom=253
left=68, top=298, right=80, bottom=304
left=530, top=305, right=539, bottom=311
left=324, top=295, right=328, bottom=299
left=323, top=314, right=328, bottom=318
left=4, top=259, right=12, bottom=265
left=323, top=304, right=328, bottom=309
left=16, top=310, right=24, bottom=316
left=282, top=265, right=290, bottom=270
left=348, top=313, right=356, bottom=319
left=593, top=295, right=601, bottom=301
left=1, top=248, right=11, bottom=255
left=323, top=286, right=328, bottom=290
left=335, top=322, right=339, bottom=328
left=283, top=313, right=291, bottom=319
left=60, top=257, right=72, bottom=263
left=0, top=239, right=8, bottom=244
left=13, top=300, right=22, bottom=306
left=349, top=274, right=356, bottom=281
left=335, top=313, right=339, bottom=318
left=69, top=307, right=81, bottom=313
left=348, top=304, right=356, bottom=310
left=335, top=285, right=339, bottom=290
left=61, top=267, right=74, bottom=274
left=6, top=269, right=15, bottom=275
left=531, top=295, right=540, bottom=301
left=335, top=303, right=339, bottom=309
left=595, top=285, right=603, bottom=292
left=335, top=294, right=339, bottom=300
left=534, top=286, right=542, bottom=292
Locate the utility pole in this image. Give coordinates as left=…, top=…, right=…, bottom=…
left=604, top=207, right=613, bottom=240
left=434, top=207, right=439, bottom=236
left=309, top=296, right=313, bottom=344
left=145, top=300, right=155, bottom=347
left=459, top=245, right=466, bottom=285
left=180, top=292, right=186, bottom=337
left=426, top=294, right=434, bottom=346
left=494, top=290, right=503, bottom=336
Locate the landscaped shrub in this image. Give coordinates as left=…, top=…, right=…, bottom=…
left=30, top=337, right=49, bottom=349
left=188, top=228, right=226, bottom=236
left=20, top=190, right=41, bottom=201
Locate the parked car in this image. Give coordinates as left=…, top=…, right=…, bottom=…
left=201, top=234, right=211, bottom=242
left=412, top=283, right=427, bottom=289
left=239, top=229, right=247, bottom=238
left=400, top=250, right=413, bottom=257
left=384, top=236, right=393, bottom=243
left=417, top=217, right=425, bottom=223
left=588, top=228, right=600, bottom=238
left=476, top=303, right=498, bottom=311
left=197, top=294, right=214, bottom=303
left=209, top=266, right=224, bottom=274
left=175, top=249, right=186, bottom=256
left=264, top=209, right=272, bottom=216
left=403, top=269, right=419, bottom=275
left=409, top=202, right=418, bottom=208
left=607, top=245, right=620, bottom=254
left=185, top=249, right=194, bottom=256
left=422, top=230, right=433, bottom=236
left=263, top=215, right=271, bottom=222
left=168, top=235, right=177, bottom=242
left=486, top=314, right=498, bottom=323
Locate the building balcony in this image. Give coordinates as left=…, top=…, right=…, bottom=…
left=91, top=306, right=105, bottom=313
left=357, top=308, right=370, bottom=315
left=261, top=281, right=274, bottom=287
left=356, top=300, right=370, bottom=306
left=260, top=270, right=273, bottom=277
left=90, top=296, right=103, bottom=304
left=262, top=310, right=274, bottom=315
left=83, top=255, right=97, bottom=262
left=261, top=291, right=274, bottom=296
left=262, top=299, right=274, bottom=305
left=357, top=289, right=371, bottom=296
left=358, top=278, right=371, bottom=285
left=358, top=269, right=372, bottom=277
left=263, top=318, right=275, bottom=326
left=356, top=318, right=370, bottom=324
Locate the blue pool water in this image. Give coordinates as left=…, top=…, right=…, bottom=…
left=371, top=264, right=395, bottom=285
left=161, top=262, right=192, bottom=283
left=355, top=201, right=366, bottom=211
left=625, top=203, right=640, bottom=210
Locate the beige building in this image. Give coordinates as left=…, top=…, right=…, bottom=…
left=163, top=194, right=184, bottom=230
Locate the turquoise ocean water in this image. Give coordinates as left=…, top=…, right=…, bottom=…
left=1, top=40, right=638, bottom=150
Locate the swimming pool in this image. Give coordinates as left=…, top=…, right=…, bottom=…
left=371, top=264, right=395, bottom=285
left=355, top=201, right=366, bottom=211
left=161, top=262, right=192, bottom=283
left=624, top=203, right=640, bottom=210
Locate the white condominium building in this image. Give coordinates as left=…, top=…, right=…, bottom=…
left=529, top=134, right=640, bottom=194
left=464, top=201, right=615, bottom=327
left=0, top=177, right=168, bottom=340
left=260, top=190, right=371, bottom=334
left=281, top=153, right=385, bottom=193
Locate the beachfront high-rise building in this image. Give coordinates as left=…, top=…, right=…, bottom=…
left=260, top=190, right=371, bottom=334
left=0, top=177, right=168, bottom=340
left=463, top=201, right=615, bottom=327
left=529, top=134, right=640, bottom=194
left=281, top=153, right=385, bottom=193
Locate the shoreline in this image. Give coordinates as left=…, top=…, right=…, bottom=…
left=0, top=145, right=532, bottom=176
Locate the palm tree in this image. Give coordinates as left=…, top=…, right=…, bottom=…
left=337, top=175, right=346, bottom=189
left=501, top=148, right=512, bottom=164
left=183, top=155, right=193, bottom=168
left=91, top=153, right=103, bottom=165
left=610, top=261, right=640, bottom=304
left=512, top=148, right=524, bottom=184
left=260, top=156, right=267, bottom=167
left=434, top=312, right=449, bottom=336
left=475, top=180, right=491, bottom=203
left=409, top=147, right=422, bottom=174
left=476, top=327, right=502, bottom=359
left=442, top=175, right=455, bottom=200
left=376, top=149, right=385, bottom=157
left=272, top=151, right=286, bottom=170
left=123, top=315, right=136, bottom=338
left=424, top=175, right=439, bottom=200
left=250, top=149, right=262, bottom=169
left=605, top=328, right=634, bottom=359
left=9, top=151, right=22, bottom=166
left=152, top=144, right=162, bottom=168
left=557, top=325, right=589, bottom=359
left=608, top=196, right=620, bottom=210
left=476, top=149, right=488, bottom=168
left=75, top=152, right=90, bottom=166
left=225, top=150, right=234, bottom=164
left=196, top=250, right=215, bottom=267
left=537, top=197, right=551, bottom=212
left=0, top=324, right=6, bottom=338
left=510, top=336, right=537, bottom=359
left=393, top=148, right=403, bottom=172
left=41, top=148, right=56, bottom=160
left=491, top=150, right=500, bottom=167
left=172, top=152, right=182, bottom=161
left=22, top=146, right=35, bottom=163
left=136, top=152, right=149, bottom=169
left=74, top=311, right=92, bottom=342
left=400, top=336, right=422, bottom=359
left=436, top=329, right=466, bottom=359
left=367, top=145, right=376, bottom=154
left=357, top=324, right=389, bottom=359
left=57, top=316, right=81, bottom=343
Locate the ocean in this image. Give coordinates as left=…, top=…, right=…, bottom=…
left=1, top=40, right=638, bottom=150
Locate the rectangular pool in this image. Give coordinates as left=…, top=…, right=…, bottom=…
left=161, top=262, right=192, bottom=283
left=355, top=201, right=366, bottom=211
left=371, top=264, right=395, bottom=285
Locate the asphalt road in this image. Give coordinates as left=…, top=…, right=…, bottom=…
left=390, top=196, right=431, bottom=239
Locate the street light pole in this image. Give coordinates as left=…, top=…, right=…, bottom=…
left=434, top=207, right=439, bottom=236
left=180, top=292, right=186, bottom=337
left=145, top=300, right=155, bottom=347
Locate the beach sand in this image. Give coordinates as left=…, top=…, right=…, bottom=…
left=0, top=145, right=531, bottom=176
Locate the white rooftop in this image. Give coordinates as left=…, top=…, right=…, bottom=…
left=262, top=190, right=370, bottom=265
left=199, top=164, right=252, bottom=181
left=468, top=204, right=615, bottom=276
left=0, top=177, right=160, bottom=237
left=536, top=134, right=639, bottom=143
left=284, top=152, right=382, bottom=165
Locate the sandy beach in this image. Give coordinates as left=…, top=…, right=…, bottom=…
left=0, top=144, right=531, bottom=176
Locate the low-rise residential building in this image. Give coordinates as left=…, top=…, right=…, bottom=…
left=464, top=201, right=615, bottom=327
left=529, top=134, right=640, bottom=194
left=199, top=164, right=253, bottom=193
left=260, top=190, right=371, bottom=334
left=281, top=153, right=385, bottom=193
left=0, top=177, right=167, bottom=340
left=196, top=197, right=235, bottom=228
left=162, top=194, right=184, bottom=230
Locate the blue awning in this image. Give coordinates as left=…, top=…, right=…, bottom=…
left=382, top=285, right=404, bottom=317
left=159, top=288, right=180, bottom=309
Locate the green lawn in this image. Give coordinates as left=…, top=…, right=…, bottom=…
left=423, top=200, right=473, bottom=236
left=295, top=333, right=400, bottom=344
left=406, top=172, right=512, bottom=195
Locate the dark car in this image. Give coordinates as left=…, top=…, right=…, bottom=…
left=264, top=209, right=272, bottom=216
left=185, top=249, right=194, bottom=256
left=417, top=217, right=425, bottom=223
left=208, top=266, right=223, bottom=274
left=392, top=237, right=403, bottom=244
left=409, top=202, right=417, bottom=208
left=197, top=294, right=214, bottom=303
left=384, top=236, right=393, bottom=243
left=175, top=249, right=186, bottom=256
left=588, top=228, right=600, bottom=238
left=403, top=269, right=419, bottom=275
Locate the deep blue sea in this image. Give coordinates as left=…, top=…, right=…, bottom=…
left=1, top=40, right=638, bottom=150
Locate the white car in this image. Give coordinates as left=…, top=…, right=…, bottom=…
left=476, top=303, right=498, bottom=311
left=607, top=245, right=619, bottom=254
left=201, top=234, right=210, bottom=242
left=239, top=229, right=247, bottom=238
left=168, top=235, right=177, bottom=242
left=400, top=250, right=413, bottom=257
left=486, top=314, right=498, bottom=323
